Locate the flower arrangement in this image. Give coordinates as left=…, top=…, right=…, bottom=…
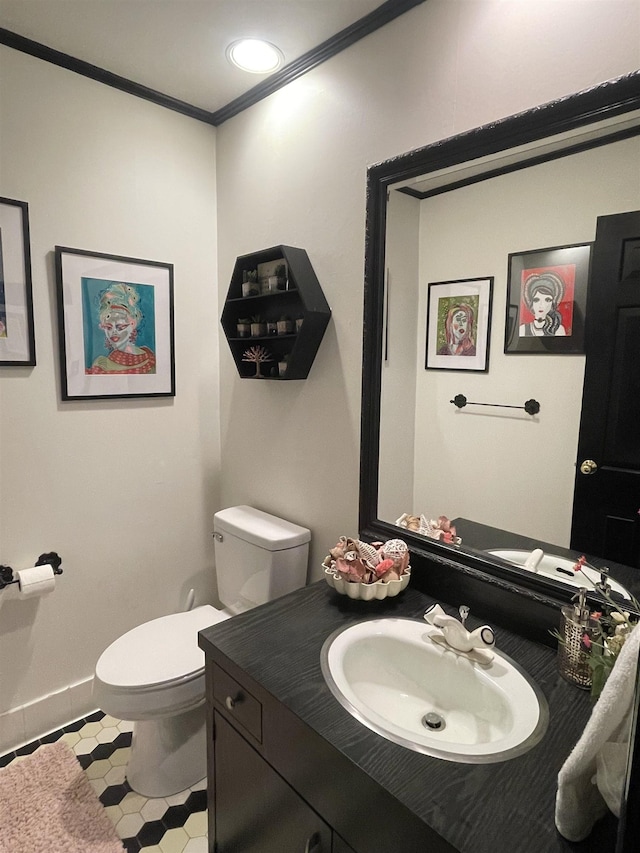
left=556, top=555, right=638, bottom=698
left=322, top=536, right=410, bottom=584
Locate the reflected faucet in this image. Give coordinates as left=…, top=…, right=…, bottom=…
left=524, top=548, right=544, bottom=572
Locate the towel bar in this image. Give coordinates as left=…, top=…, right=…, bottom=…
left=451, top=394, right=540, bottom=416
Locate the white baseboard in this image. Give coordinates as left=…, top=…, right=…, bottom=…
left=0, top=677, right=98, bottom=755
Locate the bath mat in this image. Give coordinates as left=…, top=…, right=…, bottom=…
left=0, top=741, right=124, bottom=853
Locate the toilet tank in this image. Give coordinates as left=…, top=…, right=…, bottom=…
left=213, top=505, right=310, bottom=613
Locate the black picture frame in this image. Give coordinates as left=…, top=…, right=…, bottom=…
left=0, top=197, right=35, bottom=366
left=504, top=243, right=591, bottom=354
left=425, top=277, right=493, bottom=372
left=55, top=246, right=175, bottom=400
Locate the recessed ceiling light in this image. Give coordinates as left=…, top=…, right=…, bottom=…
left=226, top=39, right=284, bottom=74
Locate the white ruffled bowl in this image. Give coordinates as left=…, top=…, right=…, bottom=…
left=323, top=566, right=411, bottom=600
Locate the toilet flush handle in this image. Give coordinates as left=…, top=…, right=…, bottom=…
left=214, top=532, right=223, bottom=542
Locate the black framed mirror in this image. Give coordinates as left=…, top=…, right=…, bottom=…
left=361, top=70, right=640, bottom=604
left=360, top=71, right=640, bottom=852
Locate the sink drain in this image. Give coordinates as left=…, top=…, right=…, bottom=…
left=422, top=712, right=445, bottom=731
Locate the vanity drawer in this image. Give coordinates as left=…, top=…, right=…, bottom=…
left=212, top=662, right=262, bottom=743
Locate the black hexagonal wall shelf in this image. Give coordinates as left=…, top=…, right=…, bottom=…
left=221, top=246, right=331, bottom=380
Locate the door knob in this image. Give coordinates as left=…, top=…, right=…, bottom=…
left=580, top=459, right=598, bottom=475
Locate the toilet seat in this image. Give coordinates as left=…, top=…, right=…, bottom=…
left=96, top=605, right=227, bottom=689
left=94, top=605, right=230, bottom=720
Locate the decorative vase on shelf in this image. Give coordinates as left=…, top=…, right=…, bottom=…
left=275, top=263, right=288, bottom=290
left=277, top=316, right=293, bottom=335
left=242, top=271, right=259, bottom=297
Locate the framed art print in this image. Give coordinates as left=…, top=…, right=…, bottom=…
left=0, top=197, right=35, bottom=366
left=55, top=246, right=175, bottom=400
left=504, top=242, right=591, bottom=354
left=425, top=277, right=493, bottom=372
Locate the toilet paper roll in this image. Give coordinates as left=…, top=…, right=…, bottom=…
left=17, top=564, right=56, bottom=598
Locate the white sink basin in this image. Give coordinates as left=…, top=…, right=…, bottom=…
left=321, top=617, right=548, bottom=763
left=488, top=549, right=632, bottom=599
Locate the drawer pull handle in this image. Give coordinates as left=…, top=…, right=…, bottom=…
left=304, top=831, right=321, bottom=853
left=224, top=692, right=244, bottom=711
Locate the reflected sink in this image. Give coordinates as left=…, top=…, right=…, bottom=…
left=488, top=549, right=632, bottom=600
left=321, top=617, right=548, bottom=763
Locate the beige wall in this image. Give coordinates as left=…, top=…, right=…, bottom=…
left=379, top=137, right=640, bottom=546
left=0, top=49, right=219, bottom=750
left=379, top=190, right=419, bottom=522
left=215, top=0, right=640, bottom=571
left=411, top=138, right=640, bottom=546
left=0, top=0, right=638, bottom=752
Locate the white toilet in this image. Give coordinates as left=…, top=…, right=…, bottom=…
left=93, top=505, right=310, bottom=797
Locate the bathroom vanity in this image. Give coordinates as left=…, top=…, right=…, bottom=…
left=199, top=581, right=615, bottom=853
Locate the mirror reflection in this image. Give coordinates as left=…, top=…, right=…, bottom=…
left=375, top=102, right=640, bottom=599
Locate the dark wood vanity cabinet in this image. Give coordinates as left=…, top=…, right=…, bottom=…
left=213, top=713, right=334, bottom=852
left=207, top=660, right=358, bottom=853
left=200, top=583, right=600, bottom=853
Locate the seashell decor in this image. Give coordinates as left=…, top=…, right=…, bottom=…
left=322, top=535, right=411, bottom=600
left=395, top=513, right=462, bottom=546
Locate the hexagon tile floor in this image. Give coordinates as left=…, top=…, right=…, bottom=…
left=0, top=711, right=208, bottom=853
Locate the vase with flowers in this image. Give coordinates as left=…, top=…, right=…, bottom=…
left=554, top=555, right=638, bottom=698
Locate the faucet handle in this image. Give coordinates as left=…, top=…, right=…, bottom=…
left=597, top=566, right=612, bottom=594
left=459, top=605, right=470, bottom=625
left=424, top=603, right=446, bottom=625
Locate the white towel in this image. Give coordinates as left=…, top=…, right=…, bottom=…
left=555, top=623, right=640, bottom=842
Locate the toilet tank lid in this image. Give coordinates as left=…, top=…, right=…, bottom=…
left=214, top=505, right=310, bottom=550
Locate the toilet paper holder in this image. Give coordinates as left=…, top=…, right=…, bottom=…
left=0, top=552, right=63, bottom=590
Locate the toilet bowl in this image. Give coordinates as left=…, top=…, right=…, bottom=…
left=93, top=505, right=311, bottom=798
left=94, top=604, right=229, bottom=797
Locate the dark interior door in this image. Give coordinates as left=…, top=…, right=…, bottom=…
left=571, top=210, right=640, bottom=567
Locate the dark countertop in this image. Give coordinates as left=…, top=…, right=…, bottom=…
left=200, top=580, right=616, bottom=853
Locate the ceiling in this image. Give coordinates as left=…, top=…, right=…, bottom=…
left=0, top=0, right=418, bottom=124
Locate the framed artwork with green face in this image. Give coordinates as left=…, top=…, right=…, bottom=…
left=55, top=246, right=175, bottom=400
left=426, top=277, right=493, bottom=372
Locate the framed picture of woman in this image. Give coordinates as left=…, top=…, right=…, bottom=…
left=425, top=277, right=493, bottom=372
left=504, top=243, right=591, bottom=354
left=0, top=197, right=35, bottom=366
left=55, top=247, right=175, bottom=400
